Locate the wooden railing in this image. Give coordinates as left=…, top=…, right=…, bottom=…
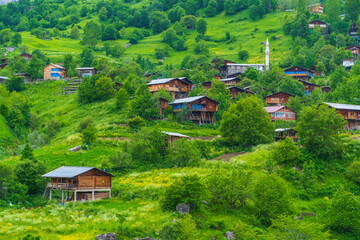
left=46, top=183, right=110, bottom=190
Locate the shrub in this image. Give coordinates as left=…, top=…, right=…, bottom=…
left=115, top=88, right=129, bottom=109
left=166, top=139, right=201, bottom=167
left=5, top=76, right=25, bottom=92
left=81, top=126, right=97, bottom=145
left=349, top=160, right=360, bottom=183
left=238, top=50, right=249, bottom=60
left=109, top=151, right=133, bottom=171
left=77, top=117, right=95, bottom=133
left=46, top=119, right=62, bottom=139
left=160, top=175, right=206, bottom=212
left=127, top=116, right=146, bottom=130
left=272, top=137, right=301, bottom=165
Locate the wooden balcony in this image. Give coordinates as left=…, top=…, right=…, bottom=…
left=46, top=183, right=110, bottom=190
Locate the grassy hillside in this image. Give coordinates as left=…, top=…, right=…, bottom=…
left=19, top=11, right=294, bottom=67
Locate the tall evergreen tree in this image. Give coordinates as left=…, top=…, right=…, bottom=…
left=326, top=0, right=340, bottom=24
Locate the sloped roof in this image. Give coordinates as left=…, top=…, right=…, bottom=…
left=264, top=91, right=295, bottom=98
left=309, top=20, right=326, bottom=24
left=227, top=86, right=253, bottom=94
left=324, top=102, right=360, bottom=111
left=147, top=78, right=193, bottom=86
left=169, top=96, right=219, bottom=104
left=0, top=76, right=9, bottom=80
left=46, top=63, right=66, bottom=70
left=42, top=166, right=114, bottom=178
left=161, top=131, right=189, bottom=138
left=77, top=67, right=97, bottom=70
left=264, top=106, right=287, bottom=113
left=345, top=45, right=360, bottom=50
left=220, top=77, right=240, bottom=82
left=284, top=66, right=313, bottom=72
left=298, top=79, right=320, bottom=87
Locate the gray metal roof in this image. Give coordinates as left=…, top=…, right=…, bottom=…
left=42, top=166, right=95, bottom=178
left=221, top=77, right=239, bottom=82
left=275, top=128, right=292, bottom=132
left=324, top=102, right=360, bottom=111
left=169, top=96, right=206, bottom=104
left=0, top=76, right=9, bottom=79
left=76, top=67, right=96, bottom=70
left=161, top=131, right=189, bottom=138
left=147, top=77, right=193, bottom=86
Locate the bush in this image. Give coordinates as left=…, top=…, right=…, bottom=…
left=46, top=119, right=62, bottom=139
left=166, top=139, right=201, bottom=167
left=77, top=117, right=95, bottom=133
left=115, top=88, right=129, bottom=109
left=81, top=126, right=97, bottom=145
left=127, top=116, right=146, bottom=130
left=160, top=175, right=206, bottom=212
left=238, top=50, right=249, bottom=60
left=5, top=76, right=25, bottom=92
left=109, top=151, right=133, bottom=171
left=272, top=137, right=301, bottom=165
left=349, top=161, right=360, bottom=183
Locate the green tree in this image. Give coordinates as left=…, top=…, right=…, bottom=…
left=348, top=160, right=360, bottom=183
left=196, top=19, right=207, bottom=35
left=11, top=33, right=22, bottom=46
left=249, top=5, right=259, bottom=20
left=326, top=187, right=360, bottom=234
left=63, top=54, right=76, bottom=77
left=272, top=137, right=301, bottom=164
left=180, top=15, right=197, bottom=30
left=166, top=139, right=201, bottom=167
left=70, top=26, right=80, bottom=39
left=238, top=50, right=249, bottom=60
left=127, top=116, right=146, bottom=130
left=80, top=47, right=94, bottom=67
left=326, top=0, right=340, bottom=24
left=296, top=0, right=307, bottom=14
left=78, top=77, right=96, bottom=103
left=129, top=84, right=159, bottom=119
left=99, top=7, right=108, bottom=21
left=102, top=25, right=120, bottom=41
left=253, top=174, right=293, bottom=225
left=81, top=125, right=97, bottom=145
left=205, top=0, right=218, bottom=17
left=83, top=21, right=101, bottom=47
left=27, top=56, right=43, bottom=80
left=95, top=77, right=115, bottom=101
left=220, top=96, right=274, bottom=147
left=150, top=11, right=171, bottom=34
left=5, top=75, right=25, bottom=92
left=77, top=117, right=95, bottom=133
left=115, top=88, right=129, bottom=109
left=297, top=104, right=345, bottom=159
left=21, top=143, right=34, bottom=161
left=345, top=0, right=360, bottom=24
left=160, top=175, right=206, bottom=211
left=208, top=79, right=231, bottom=121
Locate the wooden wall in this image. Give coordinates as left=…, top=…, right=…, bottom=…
left=265, top=93, right=292, bottom=105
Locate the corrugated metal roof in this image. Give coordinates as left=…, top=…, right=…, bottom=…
left=76, top=67, right=96, bottom=70
left=325, top=102, right=360, bottom=111
left=47, top=63, right=65, bottom=70
left=169, top=96, right=207, bottom=104
left=264, top=91, right=295, bottom=98
left=275, top=128, right=292, bottom=132
left=147, top=78, right=193, bottom=86
left=161, top=131, right=189, bottom=138
left=221, top=77, right=238, bottom=82
left=264, top=106, right=286, bottom=113
left=42, top=166, right=95, bottom=178
left=0, top=76, right=9, bottom=79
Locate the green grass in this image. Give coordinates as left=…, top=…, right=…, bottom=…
left=18, top=11, right=294, bottom=68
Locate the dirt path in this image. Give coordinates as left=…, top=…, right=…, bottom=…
left=211, top=152, right=246, bottom=162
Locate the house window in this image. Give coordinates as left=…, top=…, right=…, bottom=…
left=351, top=112, right=354, bottom=116
left=271, top=113, right=275, bottom=117
left=276, top=112, right=286, bottom=118
left=280, top=98, right=284, bottom=101
left=288, top=113, right=292, bottom=118
left=271, top=98, right=275, bottom=100
left=47, top=69, right=49, bottom=71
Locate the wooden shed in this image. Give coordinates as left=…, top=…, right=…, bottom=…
left=20, top=53, right=32, bottom=61
left=309, top=20, right=326, bottom=29
left=201, top=77, right=241, bottom=90
left=158, top=97, right=169, bottom=118
left=162, top=131, right=189, bottom=146
left=147, top=78, right=193, bottom=99
left=298, top=79, right=320, bottom=96
left=42, top=166, right=114, bottom=202
left=275, top=128, right=298, bottom=142
left=77, top=67, right=97, bottom=78
left=228, top=86, right=254, bottom=98
left=345, top=45, right=360, bottom=59
left=264, top=92, right=295, bottom=106
left=169, top=96, right=219, bottom=124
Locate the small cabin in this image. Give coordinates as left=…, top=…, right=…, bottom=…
left=14, top=73, right=31, bottom=82
left=284, top=66, right=313, bottom=81
left=264, top=106, right=296, bottom=121
left=158, top=97, right=169, bottom=118
left=0, top=58, right=8, bottom=69
left=349, top=27, right=360, bottom=41
left=275, top=128, right=298, bottom=142
left=42, top=166, right=114, bottom=202
left=343, top=58, right=355, bottom=70
left=162, top=131, right=189, bottom=146
left=345, top=46, right=360, bottom=59
left=228, top=86, right=254, bottom=98
left=77, top=67, right=97, bottom=78
left=0, top=76, right=9, bottom=83
left=169, top=96, right=219, bottom=124
left=298, top=79, right=320, bottom=96
left=307, top=3, right=324, bottom=14
left=309, top=20, right=326, bottom=29
left=264, top=92, right=295, bottom=106
left=148, top=78, right=193, bottom=99
left=44, top=64, right=67, bottom=80
left=20, top=53, right=32, bottom=61
left=325, top=102, right=360, bottom=130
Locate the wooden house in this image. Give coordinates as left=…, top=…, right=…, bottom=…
left=77, top=67, right=97, bottom=78
left=201, top=77, right=241, bottom=90
left=0, top=76, right=9, bottom=83
left=309, top=20, right=326, bottom=29
left=148, top=78, right=193, bottom=99
left=298, top=79, right=320, bottom=96
left=307, top=3, right=324, bottom=14
left=264, top=92, right=295, bottom=106
left=42, top=166, right=114, bottom=202
left=325, top=102, right=360, bottom=130
left=345, top=46, right=360, bottom=59
left=264, top=106, right=296, bottom=121
left=349, top=27, right=360, bottom=42
left=44, top=64, right=66, bottom=80
left=162, top=131, right=189, bottom=146
left=284, top=66, right=313, bottom=81
left=14, top=73, right=31, bottom=82
left=20, top=53, right=32, bottom=61
left=0, top=58, right=8, bottom=69
left=343, top=58, right=355, bottom=70
left=227, top=64, right=264, bottom=75
left=228, top=86, right=254, bottom=98
left=275, top=128, right=298, bottom=142
left=226, top=72, right=243, bottom=78
left=158, top=97, right=169, bottom=118
left=169, top=96, right=219, bottom=124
